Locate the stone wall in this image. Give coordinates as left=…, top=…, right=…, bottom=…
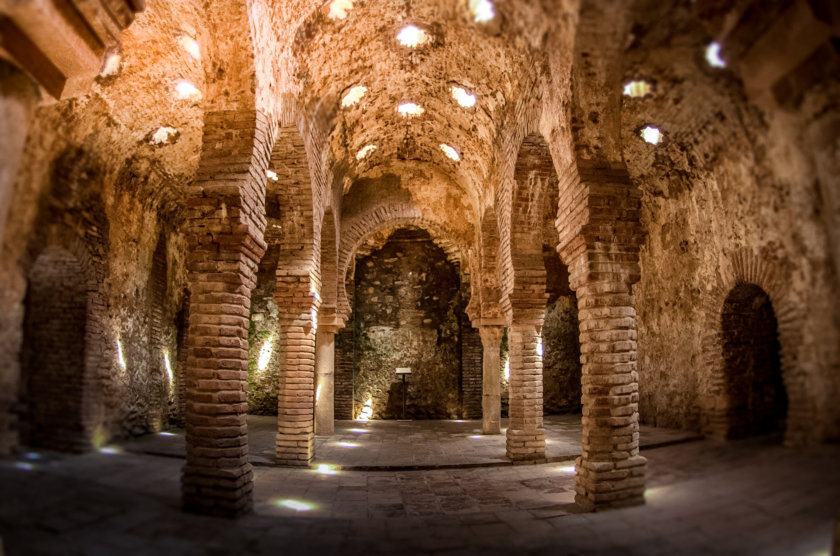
left=349, top=229, right=466, bottom=420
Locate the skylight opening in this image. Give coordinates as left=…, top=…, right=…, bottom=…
left=328, top=0, right=353, bottom=20
left=100, top=53, right=121, bottom=77
left=342, top=85, right=367, bottom=108
left=266, top=169, right=279, bottom=181
left=640, top=126, right=662, bottom=145
left=440, top=144, right=461, bottom=161
left=258, top=336, right=273, bottom=371
left=175, top=79, right=201, bottom=100
left=356, top=144, right=376, bottom=160
left=398, top=103, right=424, bottom=117
left=397, top=25, right=428, bottom=48
left=451, top=86, right=476, bottom=108
left=705, top=41, right=726, bottom=68
left=469, top=0, right=495, bottom=23
left=178, top=35, right=201, bottom=60
left=623, top=80, right=651, bottom=98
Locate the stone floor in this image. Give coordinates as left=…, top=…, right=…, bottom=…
left=1, top=434, right=839, bottom=555
left=122, top=415, right=700, bottom=468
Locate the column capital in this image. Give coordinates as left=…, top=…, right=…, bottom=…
left=478, top=324, right=505, bottom=347
left=317, top=323, right=341, bottom=335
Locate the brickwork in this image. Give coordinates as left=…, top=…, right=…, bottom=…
left=460, top=307, right=483, bottom=420
left=699, top=249, right=807, bottom=446
left=334, top=280, right=355, bottom=420
left=270, top=121, right=325, bottom=466
left=181, top=108, right=274, bottom=517
left=20, top=247, right=89, bottom=452
left=556, top=162, right=646, bottom=512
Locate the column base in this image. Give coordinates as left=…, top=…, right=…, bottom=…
left=182, top=463, right=254, bottom=518
left=506, top=428, right=546, bottom=461
left=276, top=432, right=314, bottom=466
left=574, top=455, right=646, bottom=512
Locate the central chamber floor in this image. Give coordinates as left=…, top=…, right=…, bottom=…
left=1, top=436, right=837, bottom=554
left=123, top=415, right=699, bottom=469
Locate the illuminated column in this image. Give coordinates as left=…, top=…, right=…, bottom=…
left=182, top=240, right=262, bottom=517
left=569, top=249, right=646, bottom=511
left=506, top=323, right=546, bottom=461
left=479, top=325, right=504, bottom=434
left=275, top=274, right=317, bottom=466
left=181, top=108, right=271, bottom=518
left=314, top=324, right=338, bottom=436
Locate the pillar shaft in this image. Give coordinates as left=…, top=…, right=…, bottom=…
left=506, top=323, right=546, bottom=461
left=569, top=250, right=646, bottom=511
left=275, top=275, right=317, bottom=466
left=314, top=326, right=337, bottom=436
left=479, top=326, right=504, bottom=435
left=182, top=246, right=259, bottom=518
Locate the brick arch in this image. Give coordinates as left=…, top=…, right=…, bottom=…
left=700, top=248, right=808, bottom=446
left=318, top=207, right=341, bottom=327
left=498, top=132, right=555, bottom=324
left=337, top=204, right=467, bottom=322
left=19, top=225, right=110, bottom=453
left=469, top=206, right=504, bottom=324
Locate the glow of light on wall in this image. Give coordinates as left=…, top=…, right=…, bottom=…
left=311, top=307, right=318, bottom=332
left=316, top=384, right=323, bottom=403
left=175, top=79, right=202, bottom=100
left=277, top=499, right=314, bottom=511
left=440, top=144, right=461, bottom=161
left=328, top=0, right=353, bottom=19
left=640, top=126, right=662, bottom=145
left=451, top=86, right=476, bottom=108
left=356, top=144, right=377, bottom=160
left=258, top=336, right=273, bottom=372
left=310, top=278, right=321, bottom=302
left=469, top=0, right=495, bottom=23
left=117, top=340, right=127, bottom=370
left=337, top=442, right=358, bottom=448
left=357, top=397, right=373, bottom=421
left=398, top=102, right=424, bottom=117
left=503, top=359, right=510, bottom=381
left=705, top=41, right=726, bottom=68
left=536, top=336, right=543, bottom=357
left=163, top=350, right=174, bottom=382
left=623, top=81, right=651, bottom=98
left=178, top=35, right=201, bottom=60
left=341, top=85, right=367, bottom=108
left=397, top=25, right=427, bottom=48
left=315, top=463, right=339, bottom=475
left=100, top=53, right=121, bottom=77
left=266, top=169, right=279, bottom=181
left=557, top=465, right=576, bottom=473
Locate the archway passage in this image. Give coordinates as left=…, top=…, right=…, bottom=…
left=340, top=228, right=468, bottom=420
left=20, top=246, right=89, bottom=452
left=721, top=283, right=788, bottom=439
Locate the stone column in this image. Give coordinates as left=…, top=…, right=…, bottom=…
left=315, top=324, right=338, bottom=436
left=569, top=248, right=646, bottom=511
left=275, top=274, right=317, bottom=466
left=181, top=238, right=263, bottom=518
left=506, top=323, right=546, bottom=461
left=479, top=325, right=504, bottom=434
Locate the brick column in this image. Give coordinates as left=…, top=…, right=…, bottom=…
left=275, top=275, right=317, bottom=466
left=506, top=323, right=546, bottom=461
left=479, top=325, right=504, bottom=434
left=181, top=236, right=263, bottom=518
left=569, top=248, right=646, bottom=511
left=315, top=324, right=338, bottom=436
